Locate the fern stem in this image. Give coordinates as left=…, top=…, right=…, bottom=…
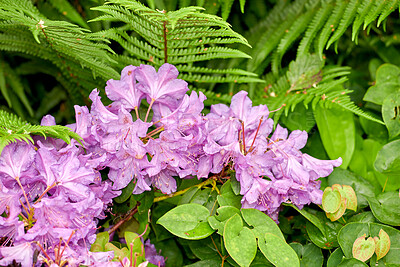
left=163, top=20, right=168, bottom=63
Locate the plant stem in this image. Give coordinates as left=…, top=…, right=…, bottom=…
left=108, top=207, right=138, bottom=235
left=153, top=178, right=215, bottom=203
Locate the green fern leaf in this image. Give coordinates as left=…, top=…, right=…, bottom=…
left=363, top=1, right=387, bottom=29
left=0, top=110, right=83, bottom=155
left=317, top=0, right=346, bottom=58
left=297, top=4, right=333, bottom=56
left=326, top=0, right=359, bottom=49
left=377, top=0, right=400, bottom=27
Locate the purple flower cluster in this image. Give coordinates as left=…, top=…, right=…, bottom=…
left=75, top=63, right=341, bottom=222
left=0, top=121, right=119, bottom=266
left=199, top=91, right=342, bottom=221
left=75, top=63, right=206, bottom=195
left=0, top=62, right=341, bottom=265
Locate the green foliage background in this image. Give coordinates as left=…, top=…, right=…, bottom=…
left=1, top=0, right=400, bottom=266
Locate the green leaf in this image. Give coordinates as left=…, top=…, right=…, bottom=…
left=375, top=140, right=400, bottom=174
left=217, top=180, right=242, bottom=209
left=328, top=168, right=377, bottom=208
left=338, top=222, right=400, bottom=265
left=326, top=197, right=347, bottom=222
left=90, top=232, right=109, bottom=252
left=291, top=243, right=323, bottom=267
left=259, top=233, right=300, bottom=267
left=382, top=93, right=400, bottom=139
left=286, top=204, right=325, bottom=235
left=363, top=192, right=400, bottom=226
left=322, top=187, right=341, bottom=213
left=306, top=215, right=342, bottom=250
left=188, top=237, right=221, bottom=262
left=105, top=243, right=130, bottom=261
left=208, top=206, right=240, bottom=235
left=157, top=203, right=214, bottom=240
left=364, top=64, right=400, bottom=105
left=337, top=258, right=368, bottom=266
left=153, top=238, right=183, bottom=267
left=184, top=259, right=222, bottom=267
left=327, top=248, right=345, bottom=267
left=314, top=105, right=355, bottom=168
left=352, top=235, right=375, bottom=262
left=374, top=229, right=391, bottom=261
left=280, top=104, right=316, bottom=132
left=114, top=180, right=135, bottom=203
left=224, top=214, right=257, bottom=267
left=124, top=232, right=143, bottom=254
left=241, top=208, right=284, bottom=240
left=341, top=185, right=357, bottom=211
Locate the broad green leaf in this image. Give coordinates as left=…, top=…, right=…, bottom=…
left=291, top=243, right=323, bottom=267
left=338, top=222, right=400, bottom=265
left=352, top=235, right=375, bottom=262
left=348, top=212, right=376, bottom=223
left=328, top=168, right=377, bottom=207
left=179, top=187, right=199, bottom=205
left=326, top=197, right=346, bottom=222
left=184, top=259, right=222, bottom=267
left=306, top=215, right=342, bottom=250
left=114, top=180, right=135, bottom=203
left=224, top=214, right=257, bottom=267
left=105, top=243, right=130, bottom=261
left=285, top=204, right=325, bottom=235
left=374, top=229, right=391, bottom=261
left=364, top=64, right=400, bottom=105
left=124, top=232, right=143, bottom=255
left=359, top=117, right=388, bottom=142
left=137, top=190, right=154, bottom=214
left=280, top=104, right=315, bottom=132
left=363, top=192, right=400, bottom=226
left=90, top=232, right=109, bottom=252
left=230, top=173, right=241, bottom=195
left=188, top=237, right=222, bottom=261
left=157, top=203, right=214, bottom=240
left=382, top=93, right=400, bottom=139
left=375, top=140, right=400, bottom=174
left=337, top=258, right=368, bottom=266
left=322, top=187, right=341, bottom=213
left=241, top=208, right=284, bottom=240
left=208, top=206, right=240, bottom=235
left=314, top=105, right=355, bottom=168
left=217, top=180, right=242, bottom=209
left=259, top=233, right=300, bottom=267
left=327, top=248, right=344, bottom=267
left=341, top=185, right=357, bottom=211
left=153, top=238, right=183, bottom=267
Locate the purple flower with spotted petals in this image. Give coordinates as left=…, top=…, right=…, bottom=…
left=136, top=63, right=189, bottom=121
left=0, top=141, right=37, bottom=187
left=105, top=65, right=144, bottom=112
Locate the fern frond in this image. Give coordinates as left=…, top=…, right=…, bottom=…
left=92, top=0, right=257, bottom=86
left=326, top=0, right=359, bottom=49
left=0, top=0, right=119, bottom=106
left=0, top=110, right=83, bottom=154
left=377, top=0, right=399, bottom=27
left=253, top=54, right=384, bottom=125
left=316, top=0, right=346, bottom=58
left=297, top=5, right=332, bottom=56
left=247, top=0, right=400, bottom=74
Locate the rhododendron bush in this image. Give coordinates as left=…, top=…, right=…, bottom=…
left=2, top=1, right=400, bottom=266
left=0, top=64, right=341, bottom=266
